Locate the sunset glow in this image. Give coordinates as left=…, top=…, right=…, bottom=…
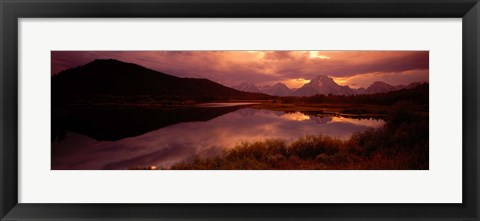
left=51, top=50, right=429, bottom=170
left=281, top=112, right=311, bottom=121
left=308, top=51, right=331, bottom=59
left=51, top=51, right=428, bottom=89
left=282, top=78, right=312, bottom=89
left=329, top=117, right=385, bottom=128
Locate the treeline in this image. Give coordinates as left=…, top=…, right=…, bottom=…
left=276, top=83, right=428, bottom=106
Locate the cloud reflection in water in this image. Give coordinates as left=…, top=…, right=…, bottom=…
left=52, top=108, right=384, bottom=170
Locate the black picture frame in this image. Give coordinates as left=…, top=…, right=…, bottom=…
left=1, top=0, right=479, bottom=220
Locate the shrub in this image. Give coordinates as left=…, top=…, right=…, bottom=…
left=170, top=106, right=428, bottom=170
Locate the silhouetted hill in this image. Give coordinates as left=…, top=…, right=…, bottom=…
left=52, top=59, right=271, bottom=104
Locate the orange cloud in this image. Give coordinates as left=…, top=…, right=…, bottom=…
left=52, top=51, right=429, bottom=88
left=333, top=69, right=429, bottom=88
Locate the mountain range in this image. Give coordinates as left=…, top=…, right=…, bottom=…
left=53, top=59, right=425, bottom=101
left=233, top=75, right=424, bottom=97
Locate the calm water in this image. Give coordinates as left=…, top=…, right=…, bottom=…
left=52, top=105, right=384, bottom=170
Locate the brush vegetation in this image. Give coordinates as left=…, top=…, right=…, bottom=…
left=170, top=101, right=428, bottom=170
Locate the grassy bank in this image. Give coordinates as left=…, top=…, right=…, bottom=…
left=170, top=101, right=428, bottom=170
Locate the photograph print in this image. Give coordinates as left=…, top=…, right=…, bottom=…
left=51, top=51, right=429, bottom=170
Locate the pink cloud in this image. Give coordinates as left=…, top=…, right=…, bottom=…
left=51, top=51, right=429, bottom=87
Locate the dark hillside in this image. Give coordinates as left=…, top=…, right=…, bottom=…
left=52, top=59, right=271, bottom=104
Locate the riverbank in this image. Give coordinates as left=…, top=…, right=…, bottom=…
left=170, top=102, right=429, bottom=170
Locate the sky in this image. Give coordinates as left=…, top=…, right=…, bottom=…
left=51, top=51, right=429, bottom=89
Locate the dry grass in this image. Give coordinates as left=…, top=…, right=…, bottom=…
left=171, top=102, right=428, bottom=170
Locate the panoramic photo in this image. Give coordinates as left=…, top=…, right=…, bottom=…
left=51, top=51, right=429, bottom=170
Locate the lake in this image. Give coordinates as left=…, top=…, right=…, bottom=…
left=52, top=104, right=385, bottom=170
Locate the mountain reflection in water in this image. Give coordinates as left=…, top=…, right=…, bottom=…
left=52, top=106, right=384, bottom=170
